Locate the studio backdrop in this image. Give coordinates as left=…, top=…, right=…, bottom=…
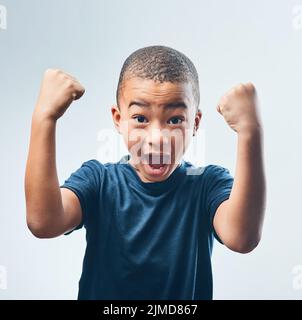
left=0, top=0, right=302, bottom=299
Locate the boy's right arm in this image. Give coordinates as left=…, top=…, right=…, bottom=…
left=24, top=69, right=85, bottom=238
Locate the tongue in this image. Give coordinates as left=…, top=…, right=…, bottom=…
left=149, top=163, right=165, bottom=169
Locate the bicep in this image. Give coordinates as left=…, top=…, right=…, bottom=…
left=213, top=199, right=246, bottom=251
left=213, top=199, right=230, bottom=244
left=60, top=187, right=83, bottom=234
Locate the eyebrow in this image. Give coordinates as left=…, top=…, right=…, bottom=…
left=128, top=100, right=188, bottom=110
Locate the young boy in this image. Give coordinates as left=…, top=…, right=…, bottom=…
left=24, top=45, right=266, bottom=300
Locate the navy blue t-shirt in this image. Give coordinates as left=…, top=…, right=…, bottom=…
left=60, top=154, right=233, bottom=300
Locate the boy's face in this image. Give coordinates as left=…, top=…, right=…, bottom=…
left=111, top=77, right=202, bottom=182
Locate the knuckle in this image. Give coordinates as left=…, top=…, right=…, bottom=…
left=45, top=68, right=62, bottom=78
left=53, top=69, right=61, bottom=75
left=65, top=79, right=74, bottom=89
left=61, top=74, right=69, bottom=81
left=236, top=83, right=244, bottom=91
left=44, top=68, right=55, bottom=76
left=246, top=82, right=255, bottom=91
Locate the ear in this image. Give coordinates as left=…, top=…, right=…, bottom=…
left=193, top=109, right=202, bottom=136
left=111, top=104, right=122, bottom=134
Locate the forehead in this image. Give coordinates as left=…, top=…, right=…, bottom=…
left=120, top=77, right=194, bottom=106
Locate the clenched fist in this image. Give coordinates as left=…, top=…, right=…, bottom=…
left=34, top=69, right=85, bottom=121
left=217, top=83, right=262, bottom=133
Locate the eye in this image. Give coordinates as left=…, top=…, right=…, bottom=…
left=133, top=115, right=148, bottom=123
left=168, top=117, right=184, bottom=125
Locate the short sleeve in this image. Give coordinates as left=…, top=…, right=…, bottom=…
left=60, top=160, right=101, bottom=235
left=204, top=165, right=234, bottom=244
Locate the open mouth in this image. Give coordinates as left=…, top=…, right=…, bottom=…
left=141, top=153, right=171, bottom=177
left=144, top=162, right=169, bottom=176
left=142, top=153, right=171, bottom=165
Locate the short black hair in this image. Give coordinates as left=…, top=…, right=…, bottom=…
left=116, top=45, right=200, bottom=111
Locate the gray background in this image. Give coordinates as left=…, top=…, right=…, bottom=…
left=0, top=0, right=302, bottom=299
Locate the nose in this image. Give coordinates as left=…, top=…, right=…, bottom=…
left=145, top=125, right=171, bottom=153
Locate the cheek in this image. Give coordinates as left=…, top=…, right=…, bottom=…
left=121, top=124, right=147, bottom=154
left=183, top=133, right=192, bottom=151
left=169, top=128, right=190, bottom=156
left=175, top=128, right=193, bottom=157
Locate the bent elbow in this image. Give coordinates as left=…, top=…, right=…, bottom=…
left=27, top=222, right=47, bottom=238
left=227, top=236, right=261, bottom=254
left=27, top=219, right=56, bottom=239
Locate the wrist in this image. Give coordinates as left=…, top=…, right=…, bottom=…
left=32, top=108, right=58, bottom=124
left=236, top=124, right=263, bottom=136
left=237, top=126, right=263, bottom=143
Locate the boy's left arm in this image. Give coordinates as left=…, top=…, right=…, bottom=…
left=214, top=83, right=266, bottom=254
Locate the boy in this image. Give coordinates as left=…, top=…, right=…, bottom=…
left=24, top=45, right=266, bottom=300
